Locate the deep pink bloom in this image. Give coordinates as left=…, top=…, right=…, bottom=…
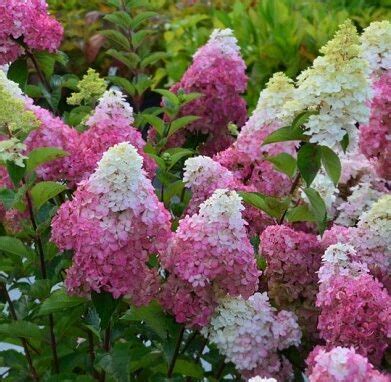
left=51, top=143, right=171, bottom=303
left=359, top=71, right=391, bottom=179
left=0, top=0, right=63, bottom=65
left=167, top=29, right=248, bottom=155
left=316, top=273, right=391, bottom=365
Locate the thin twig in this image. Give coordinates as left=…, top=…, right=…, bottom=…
left=24, top=183, right=60, bottom=374
left=180, top=330, right=197, bottom=355
left=24, top=49, right=52, bottom=93
left=167, top=326, right=185, bottom=378
left=0, top=283, right=39, bottom=381
left=215, top=359, right=226, bottom=380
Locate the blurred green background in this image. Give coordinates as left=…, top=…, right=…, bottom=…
left=48, top=0, right=391, bottom=109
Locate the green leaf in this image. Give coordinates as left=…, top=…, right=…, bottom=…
left=167, top=149, right=194, bottom=169
left=303, top=188, right=327, bottom=233
left=291, top=110, right=318, bottom=130
left=6, top=161, right=26, bottom=187
left=266, top=153, right=297, bottom=178
left=100, top=29, right=130, bottom=50
left=153, top=359, right=203, bottom=378
left=104, top=11, right=133, bottom=29
left=140, top=52, right=167, bottom=69
left=341, top=133, right=349, bottom=152
left=0, top=236, right=30, bottom=257
left=130, top=11, right=157, bottom=29
left=0, top=189, right=16, bottom=210
left=153, top=89, right=179, bottom=106
left=238, top=192, right=290, bottom=218
left=168, top=116, right=199, bottom=137
left=106, top=49, right=139, bottom=69
left=30, top=181, right=67, bottom=211
left=121, top=301, right=178, bottom=339
left=107, top=76, right=135, bottom=96
left=297, top=143, right=321, bottom=187
left=263, top=125, right=307, bottom=145
left=67, top=106, right=91, bottom=127
left=111, top=342, right=132, bottom=382
left=91, top=291, right=120, bottom=329
left=0, top=321, right=43, bottom=340
left=34, top=52, right=56, bottom=79
left=131, top=29, right=154, bottom=48
left=26, top=147, right=68, bottom=174
left=38, top=289, right=86, bottom=316
left=25, top=84, right=42, bottom=98
left=143, top=115, right=165, bottom=137
left=285, top=204, right=316, bottom=222
left=179, top=92, right=202, bottom=105
left=7, top=59, right=28, bottom=90
left=320, top=146, right=341, bottom=186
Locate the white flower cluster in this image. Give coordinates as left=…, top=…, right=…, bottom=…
left=0, top=137, right=27, bottom=167
left=88, top=142, right=147, bottom=212
left=282, top=20, right=371, bottom=151
left=183, top=156, right=234, bottom=188
left=202, top=292, right=301, bottom=373
left=336, top=181, right=385, bottom=227
left=249, top=378, right=277, bottom=382
left=202, top=28, right=241, bottom=57
left=0, top=70, right=25, bottom=100
left=251, top=72, right=295, bottom=128
left=318, top=243, right=369, bottom=285
left=86, top=89, right=134, bottom=127
left=198, top=189, right=245, bottom=228
left=360, top=20, right=391, bottom=74
left=357, top=194, right=391, bottom=249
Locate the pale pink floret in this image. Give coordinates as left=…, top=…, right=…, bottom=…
left=306, top=346, right=391, bottom=382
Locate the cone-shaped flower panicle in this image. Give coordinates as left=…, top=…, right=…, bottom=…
left=51, top=142, right=171, bottom=303
left=0, top=0, right=63, bottom=65
left=283, top=20, right=371, bottom=151
left=202, top=293, right=301, bottom=381
left=169, top=28, right=248, bottom=155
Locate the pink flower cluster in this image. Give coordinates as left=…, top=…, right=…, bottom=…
left=316, top=271, right=391, bottom=365
left=260, top=225, right=323, bottom=337
left=51, top=143, right=171, bottom=303
left=0, top=0, right=63, bottom=64
left=168, top=29, right=248, bottom=155
left=306, top=346, right=391, bottom=382
left=183, top=155, right=273, bottom=234
left=359, top=71, right=391, bottom=179
left=203, top=293, right=301, bottom=381
left=26, top=90, right=156, bottom=187
left=160, top=189, right=260, bottom=327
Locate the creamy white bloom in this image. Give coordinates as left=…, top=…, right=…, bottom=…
left=88, top=142, right=147, bottom=212
left=357, top=194, right=391, bottom=249
left=336, top=181, right=385, bottom=227
left=0, top=137, right=27, bottom=167
left=0, top=70, right=25, bottom=100
left=202, top=293, right=301, bottom=373
left=199, top=189, right=245, bottom=229
left=183, top=156, right=234, bottom=187
left=360, top=20, right=391, bottom=73
left=249, top=377, right=277, bottom=382
left=282, top=20, right=371, bottom=151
